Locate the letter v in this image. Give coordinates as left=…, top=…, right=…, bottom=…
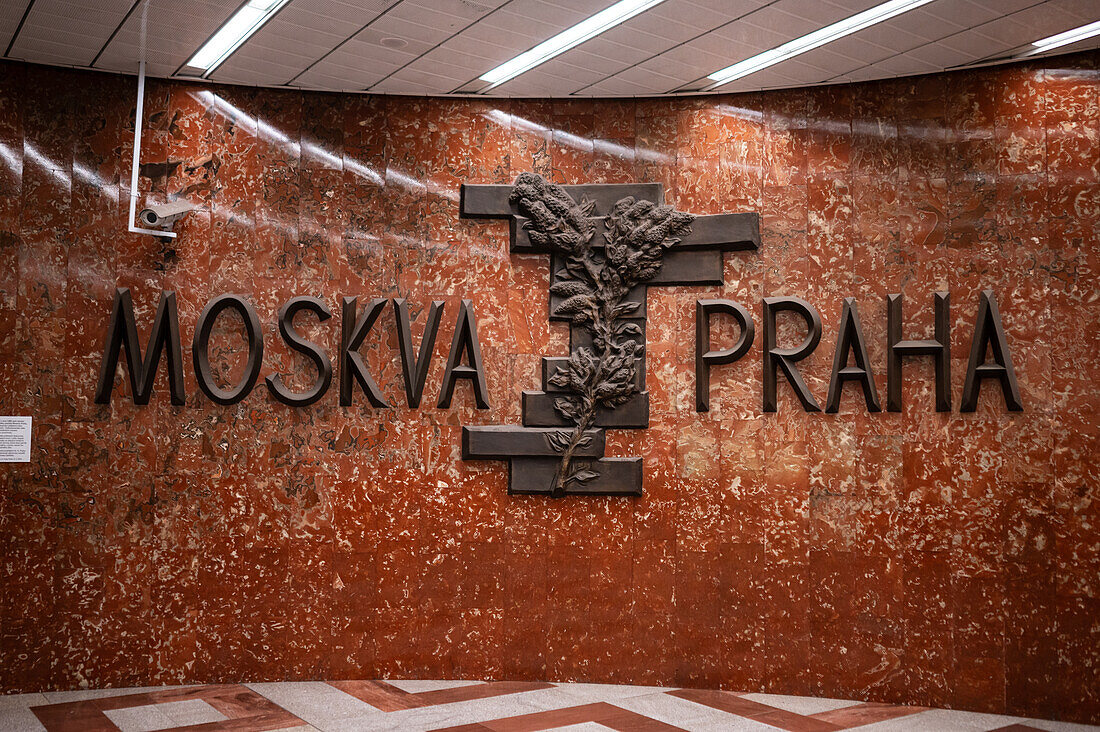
left=393, top=298, right=445, bottom=408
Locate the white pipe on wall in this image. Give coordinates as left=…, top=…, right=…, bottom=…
left=128, top=58, right=176, bottom=239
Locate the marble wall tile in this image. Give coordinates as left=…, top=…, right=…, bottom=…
left=0, top=53, right=1097, bottom=724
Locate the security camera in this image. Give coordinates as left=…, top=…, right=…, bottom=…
left=138, top=200, right=194, bottom=229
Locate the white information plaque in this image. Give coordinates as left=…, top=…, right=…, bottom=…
left=0, top=416, right=32, bottom=463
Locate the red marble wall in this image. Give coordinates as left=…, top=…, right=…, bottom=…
left=0, top=52, right=1096, bottom=722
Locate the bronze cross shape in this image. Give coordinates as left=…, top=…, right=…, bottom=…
left=460, top=174, right=759, bottom=497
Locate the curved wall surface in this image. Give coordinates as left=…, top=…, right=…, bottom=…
left=0, top=53, right=1097, bottom=723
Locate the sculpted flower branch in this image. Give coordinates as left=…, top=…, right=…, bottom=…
left=509, top=173, right=694, bottom=497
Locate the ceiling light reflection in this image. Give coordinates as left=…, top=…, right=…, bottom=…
left=1028, top=20, right=1100, bottom=55
left=187, top=0, right=291, bottom=75
left=706, top=0, right=935, bottom=88
left=479, top=0, right=668, bottom=89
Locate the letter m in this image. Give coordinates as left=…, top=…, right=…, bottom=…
left=94, top=288, right=186, bottom=405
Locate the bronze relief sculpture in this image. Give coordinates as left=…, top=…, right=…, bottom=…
left=510, top=174, right=694, bottom=495
left=460, top=173, right=760, bottom=496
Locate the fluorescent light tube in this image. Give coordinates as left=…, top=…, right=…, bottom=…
left=187, top=0, right=290, bottom=74
left=1029, top=20, right=1100, bottom=53
left=479, top=0, right=667, bottom=88
left=707, top=0, right=934, bottom=88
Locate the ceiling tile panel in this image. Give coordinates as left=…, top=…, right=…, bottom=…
left=92, top=0, right=242, bottom=77
left=351, top=26, right=436, bottom=58
left=733, top=11, right=823, bottom=41
left=214, top=0, right=390, bottom=85
left=302, top=38, right=414, bottom=88
left=589, top=23, right=684, bottom=58
left=297, top=64, right=381, bottom=90
left=375, top=65, right=470, bottom=91
left=843, top=16, right=933, bottom=52
left=0, top=1, right=27, bottom=55
left=478, top=4, right=592, bottom=39
left=371, top=13, right=460, bottom=45
left=9, top=0, right=132, bottom=66
left=1, top=0, right=1098, bottom=98
left=542, top=47, right=645, bottom=76
left=213, top=57, right=306, bottom=87
left=705, top=21, right=795, bottom=52
left=610, top=62, right=682, bottom=89
left=582, top=75, right=661, bottom=96
left=442, top=32, right=511, bottom=62
left=872, top=53, right=943, bottom=75
left=820, top=35, right=903, bottom=66
left=786, top=39, right=886, bottom=73
left=922, top=0, right=1003, bottom=29
left=904, top=41, right=984, bottom=68
left=771, top=0, right=881, bottom=25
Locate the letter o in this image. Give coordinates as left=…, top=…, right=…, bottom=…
left=192, top=294, right=264, bottom=405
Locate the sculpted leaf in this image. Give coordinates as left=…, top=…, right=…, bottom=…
left=612, top=301, right=640, bottom=318
left=617, top=322, right=642, bottom=338
left=550, top=280, right=593, bottom=298
left=555, top=294, right=595, bottom=317
left=605, top=196, right=694, bottom=289
left=574, top=346, right=599, bottom=372
left=605, top=392, right=635, bottom=408
left=568, top=469, right=600, bottom=485
left=545, top=428, right=573, bottom=453
left=552, top=397, right=581, bottom=423
left=547, top=367, right=571, bottom=390
left=510, top=173, right=598, bottom=254
left=594, top=382, right=623, bottom=401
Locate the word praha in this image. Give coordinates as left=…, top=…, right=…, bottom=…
left=94, top=289, right=490, bottom=409
left=695, top=290, right=1022, bottom=413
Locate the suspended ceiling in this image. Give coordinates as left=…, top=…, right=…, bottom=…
left=2, top=0, right=1098, bottom=97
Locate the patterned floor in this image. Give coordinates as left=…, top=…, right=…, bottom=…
left=0, top=680, right=1096, bottom=732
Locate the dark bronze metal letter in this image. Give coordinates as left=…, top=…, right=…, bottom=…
left=94, top=288, right=186, bottom=405
left=763, top=296, right=822, bottom=412
left=439, top=299, right=490, bottom=409
left=826, top=297, right=881, bottom=413
left=192, top=294, right=264, bottom=405
left=340, top=297, right=390, bottom=408
left=393, top=298, right=445, bottom=408
left=887, top=292, right=950, bottom=412
left=961, top=289, right=1023, bottom=412
left=695, top=299, right=754, bottom=412
left=265, top=296, right=333, bottom=407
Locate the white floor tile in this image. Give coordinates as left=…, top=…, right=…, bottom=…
left=741, top=692, right=863, bottom=715
left=103, top=704, right=176, bottom=732
left=849, top=708, right=1031, bottom=731
left=0, top=695, right=47, bottom=712
left=258, top=686, right=380, bottom=724
left=248, top=681, right=338, bottom=699
left=156, top=698, right=228, bottom=726
left=40, top=686, right=193, bottom=704
left=554, top=683, right=672, bottom=702
left=384, top=679, right=486, bottom=694
left=323, top=688, right=584, bottom=732
left=1026, top=721, right=1100, bottom=732
left=0, top=708, right=47, bottom=732
left=612, top=692, right=776, bottom=732
left=14, top=681, right=1095, bottom=732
